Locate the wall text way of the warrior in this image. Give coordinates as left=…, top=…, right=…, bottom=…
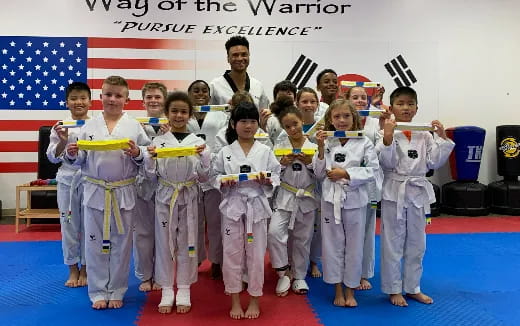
left=85, top=0, right=352, bottom=17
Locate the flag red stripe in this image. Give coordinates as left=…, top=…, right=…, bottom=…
left=88, top=58, right=196, bottom=70
left=0, top=141, right=38, bottom=152
left=88, top=37, right=196, bottom=50
left=0, top=120, right=58, bottom=131
left=88, top=79, right=190, bottom=90
left=0, top=162, right=37, bottom=173
left=90, top=100, right=145, bottom=110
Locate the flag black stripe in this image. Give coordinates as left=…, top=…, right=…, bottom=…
left=393, top=77, right=403, bottom=87
left=298, top=62, right=318, bottom=89
left=405, top=69, right=417, bottom=83
left=391, top=59, right=411, bottom=86
left=384, top=63, right=396, bottom=77
left=397, top=55, right=408, bottom=69
left=286, top=54, right=305, bottom=81
left=293, top=58, right=312, bottom=86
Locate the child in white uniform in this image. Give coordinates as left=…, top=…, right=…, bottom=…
left=134, top=82, right=169, bottom=292
left=345, top=86, right=389, bottom=290
left=66, top=76, right=150, bottom=309
left=145, top=91, right=211, bottom=314
left=211, top=102, right=280, bottom=320
left=313, top=99, right=381, bottom=307
left=47, top=82, right=91, bottom=288
left=187, top=80, right=228, bottom=277
left=268, top=97, right=318, bottom=297
left=377, top=86, right=454, bottom=307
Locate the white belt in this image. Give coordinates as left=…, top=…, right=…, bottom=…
left=388, top=172, right=433, bottom=224
left=280, top=182, right=315, bottom=230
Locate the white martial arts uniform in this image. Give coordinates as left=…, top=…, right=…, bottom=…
left=187, top=112, right=228, bottom=265
left=315, top=102, right=329, bottom=120
left=47, top=120, right=86, bottom=266
left=211, top=140, right=280, bottom=296
left=133, top=124, right=163, bottom=283
left=265, top=115, right=282, bottom=146
left=144, top=132, right=210, bottom=290
left=377, top=130, right=454, bottom=295
left=67, top=113, right=150, bottom=303
left=360, top=115, right=383, bottom=280
left=209, top=72, right=269, bottom=111
left=313, top=136, right=381, bottom=288
left=268, top=138, right=318, bottom=280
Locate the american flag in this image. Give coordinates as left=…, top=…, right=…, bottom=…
left=0, top=36, right=222, bottom=173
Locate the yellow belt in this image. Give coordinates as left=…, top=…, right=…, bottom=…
left=155, top=147, right=198, bottom=158
left=159, top=178, right=197, bottom=257
left=84, top=176, right=136, bottom=253
left=280, top=182, right=315, bottom=230
left=77, top=139, right=130, bottom=151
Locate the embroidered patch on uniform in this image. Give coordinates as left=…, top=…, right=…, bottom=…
left=89, top=234, right=96, bottom=241
left=334, top=153, right=346, bottom=162
left=292, top=163, right=302, bottom=171
left=225, top=228, right=230, bottom=235
left=197, top=134, right=206, bottom=141
left=326, top=148, right=331, bottom=153
left=226, top=155, right=231, bottom=161
left=161, top=221, right=167, bottom=227
left=408, top=149, right=418, bottom=159
left=161, top=142, right=166, bottom=148
left=324, top=217, right=330, bottom=224
left=240, top=165, right=252, bottom=173
left=88, top=135, right=94, bottom=140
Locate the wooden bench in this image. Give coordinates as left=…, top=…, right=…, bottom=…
left=15, top=183, right=59, bottom=233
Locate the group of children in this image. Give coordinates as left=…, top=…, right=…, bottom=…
left=47, top=68, right=454, bottom=319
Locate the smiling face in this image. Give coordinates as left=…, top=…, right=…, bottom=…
left=281, top=112, right=304, bottom=141
left=188, top=81, right=210, bottom=106
left=234, top=118, right=258, bottom=141
left=390, top=94, right=418, bottom=122
left=143, top=88, right=165, bottom=118
left=167, top=100, right=191, bottom=132
left=348, top=87, right=368, bottom=111
left=100, top=83, right=129, bottom=117
left=317, top=72, right=338, bottom=100
left=66, top=89, right=91, bottom=119
left=297, top=91, right=318, bottom=123
left=227, top=45, right=250, bottom=73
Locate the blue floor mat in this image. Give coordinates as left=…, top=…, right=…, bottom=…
left=0, top=241, right=146, bottom=326
left=306, top=233, right=520, bottom=326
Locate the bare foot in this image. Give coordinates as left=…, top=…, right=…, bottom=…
left=356, top=278, right=372, bottom=291
left=333, top=283, right=346, bottom=307
left=158, top=305, right=172, bottom=314
left=177, top=305, right=191, bottom=314
left=108, top=300, right=123, bottom=309
left=77, top=265, right=87, bottom=287
left=245, top=296, right=260, bottom=319
left=92, top=300, right=107, bottom=309
left=344, top=288, right=358, bottom=307
left=152, top=282, right=161, bottom=291
left=211, top=263, right=222, bottom=280
left=310, top=262, right=322, bottom=278
left=139, top=279, right=153, bottom=292
left=230, top=293, right=244, bottom=320
left=389, top=294, right=408, bottom=307
left=65, top=265, right=79, bottom=287
left=407, top=292, right=433, bottom=304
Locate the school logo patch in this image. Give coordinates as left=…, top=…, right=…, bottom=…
left=89, top=234, right=96, bottom=241
left=160, top=142, right=166, bottom=148
left=240, top=165, right=252, bottom=173
left=408, top=150, right=418, bottom=159
left=88, top=135, right=94, bottom=140
left=324, top=217, right=330, bottom=224
left=226, top=155, right=231, bottom=162
left=334, top=153, right=346, bottom=163
left=292, top=163, right=302, bottom=171
left=225, top=227, right=231, bottom=236
left=161, top=221, right=168, bottom=228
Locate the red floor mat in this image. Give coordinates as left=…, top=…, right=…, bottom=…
left=0, top=224, right=61, bottom=241
left=136, top=259, right=322, bottom=326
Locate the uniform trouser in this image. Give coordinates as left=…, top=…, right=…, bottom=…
left=380, top=200, right=426, bottom=295
left=200, top=189, right=223, bottom=265
left=84, top=205, right=134, bottom=303
left=222, top=216, right=267, bottom=297
left=321, top=202, right=366, bottom=288
left=133, top=195, right=155, bottom=282
left=197, top=197, right=207, bottom=264
left=361, top=204, right=376, bottom=279
left=58, top=182, right=86, bottom=266
left=154, top=200, right=198, bottom=288
left=310, top=210, right=322, bottom=263
left=268, top=209, right=315, bottom=280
